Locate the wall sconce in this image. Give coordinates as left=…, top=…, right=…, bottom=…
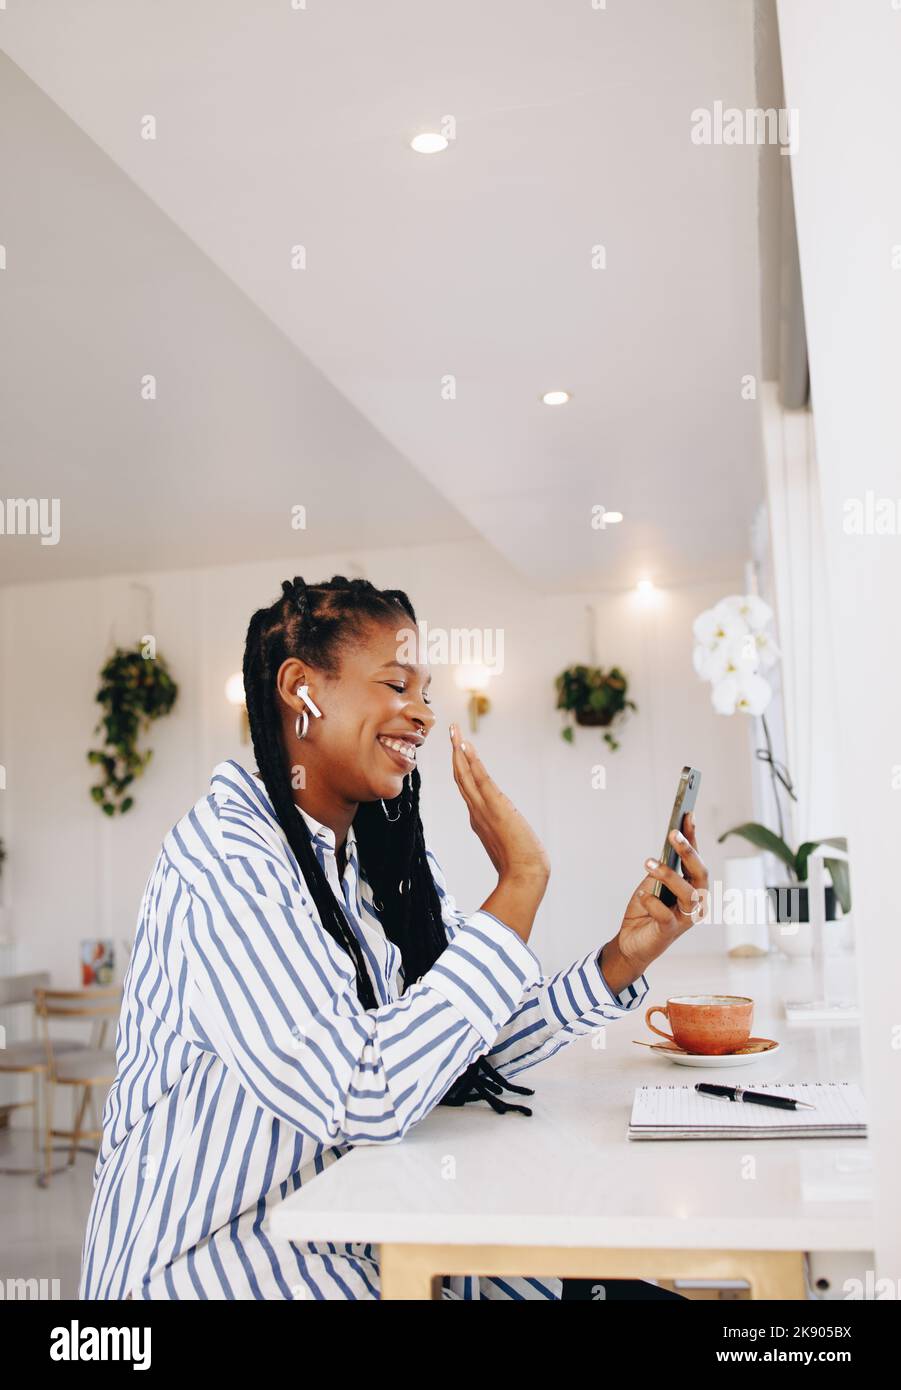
left=454, top=665, right=493, bottom=733
left=225, top=672, right=250, bottom=743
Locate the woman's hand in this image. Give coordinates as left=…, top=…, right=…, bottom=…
left=600, top=813, right=709, bottom=989
left=449, top=724, right=550, bottom=885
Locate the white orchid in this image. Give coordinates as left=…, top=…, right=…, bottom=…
left=716, top=593, right=773, bottom=632
left=749, top=628, right=780, bottom=670
left=692, top=604, right=747, bottom=648
left=692, top=592, right=779, bottom=717
left=711, top=670, right=772, bottom=716
left=694, top=632, right=758, bottom=685
left=698, top=597, right=812, bottom=880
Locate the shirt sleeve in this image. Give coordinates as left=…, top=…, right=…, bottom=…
left=427, top=849, right=650, bottom=1080
left=175, top=850, right=543, bottom=1148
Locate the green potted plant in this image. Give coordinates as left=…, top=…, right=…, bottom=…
left=692, top=592, right=852, bottom=941
left=88, top=645, right=179, bottom=815
left=717, top=824, right=850, bottom=924
left=555, top=664, right=637, bottom=751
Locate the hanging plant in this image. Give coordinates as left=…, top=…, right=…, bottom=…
left=88, top=645, right=178, bottom=815
left=555, top=664, right=637, bottom=750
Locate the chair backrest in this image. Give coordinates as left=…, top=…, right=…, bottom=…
left=32, top=987, right=122, bottom=1081
left=0, top=971, right=51, bottom=1008
left=34, top=987, right=122, bottom=1020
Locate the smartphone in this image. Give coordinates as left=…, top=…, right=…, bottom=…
left=652, top=766, right=701, bottom=907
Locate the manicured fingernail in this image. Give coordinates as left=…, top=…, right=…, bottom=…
left=449, top=723, right=455, bottom=738
left=645, top=857, right=658, bottom=869
left=460, top=741, right=467, bottom=752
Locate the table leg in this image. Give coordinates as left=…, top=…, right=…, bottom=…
left=379, top=1243, right=442, bottom=1299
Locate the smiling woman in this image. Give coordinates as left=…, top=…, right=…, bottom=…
left=79, top=575, right=703, bottom=1302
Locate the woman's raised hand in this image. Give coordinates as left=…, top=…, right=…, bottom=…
left=449, top=724, right=550, bottom=887
left=601, top=812, right=710, bottom=989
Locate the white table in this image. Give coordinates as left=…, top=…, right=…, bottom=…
left=268, top=949, right=872, bottom=1298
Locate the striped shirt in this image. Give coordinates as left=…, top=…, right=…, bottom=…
left=79, top=759, right=649, bottom=1301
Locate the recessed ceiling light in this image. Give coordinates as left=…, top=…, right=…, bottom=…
left=604, top=511, right=624, bottom=524
left=636, top=578, right=656, bottom=595
left=541, top=390, right=571, bottom=406
left=410, top=133, right=449, bottom=154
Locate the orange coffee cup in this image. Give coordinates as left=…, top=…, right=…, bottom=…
left=644, top=995, right=753, bottom=1055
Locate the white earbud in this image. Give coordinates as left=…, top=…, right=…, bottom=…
left=294, top=685, right=322, bottom=741
left=296, top=685, right=322, bottom=718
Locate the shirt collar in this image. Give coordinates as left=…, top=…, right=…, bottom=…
left=294, top=802, right=356, bottom=859
left=209, top=761, right=355, bottom=860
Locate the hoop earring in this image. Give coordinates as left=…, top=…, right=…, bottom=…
left=381, top=798, right=402, bottom=823
left=295, top=710, right=309, bottom=741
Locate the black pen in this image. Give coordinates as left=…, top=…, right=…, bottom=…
left=695, top=1083, right=816, bottom=1111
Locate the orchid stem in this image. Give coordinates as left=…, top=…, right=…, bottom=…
left=759, top=713, right=785, bottom=845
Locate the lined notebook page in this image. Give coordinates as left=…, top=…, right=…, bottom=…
left=630, top=1082, right=867, bottom=1131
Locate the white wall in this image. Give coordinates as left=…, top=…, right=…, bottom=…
left=777, top=0, right=901, bottom=1283
left=0, top=539, right=752, bottom=1101
left=759, top=389, right=843, bottom=846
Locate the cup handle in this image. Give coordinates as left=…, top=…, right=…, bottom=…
left=645, top=1004, right=676, bottom=1044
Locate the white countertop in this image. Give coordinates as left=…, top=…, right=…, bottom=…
left=268, top=948, right=873, bottom=1253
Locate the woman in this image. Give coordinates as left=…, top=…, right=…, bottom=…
left=79, top=575, right=708, bottom=1301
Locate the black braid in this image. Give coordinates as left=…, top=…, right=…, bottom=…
left=244, top=599, right=375, bottom=1009
left=242, top=576, right=535, bottom=1117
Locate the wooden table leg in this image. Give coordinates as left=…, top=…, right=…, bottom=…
left=379, top=1243, right=443, bottom=1299
left=378, top=1244, right=808, bottom=1300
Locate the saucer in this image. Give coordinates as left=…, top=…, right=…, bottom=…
left=647, top=1037, right=781, bottom=1067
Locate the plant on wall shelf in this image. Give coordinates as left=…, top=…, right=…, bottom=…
left=693, top=592, right=851, bottom=918
left=88, top=645, right=179, bottom=816
left=555, top=664, right=637, bottom=751
left=718, top=824, right=851, bottom=915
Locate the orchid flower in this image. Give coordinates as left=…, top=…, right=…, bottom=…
left=692, top=593, right=779, bottom=716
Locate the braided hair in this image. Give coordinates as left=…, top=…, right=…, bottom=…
left=242, top=575, right=535, bottom=1116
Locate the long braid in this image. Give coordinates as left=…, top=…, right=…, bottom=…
left=242, top=576, right=534, bottom=1117
left=243, top=594, right=377, bottom=1010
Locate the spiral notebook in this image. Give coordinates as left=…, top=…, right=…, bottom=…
left=628, top=1082, right=867, bottom=1141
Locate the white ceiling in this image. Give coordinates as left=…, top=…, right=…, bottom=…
left=1, top=0, right=766, bottom=591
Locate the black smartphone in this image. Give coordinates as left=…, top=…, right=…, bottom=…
left=652, top=766, right=702, bottom=907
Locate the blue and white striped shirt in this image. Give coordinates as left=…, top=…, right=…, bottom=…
left=79, top=759, right=649, bottom=1301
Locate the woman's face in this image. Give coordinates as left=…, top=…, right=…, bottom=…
left=277, top=618, right=436, bottom=805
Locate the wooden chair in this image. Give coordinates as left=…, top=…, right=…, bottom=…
left=33, top=986, right=121, bottom=1188
left=0, top=972, right=89, bottom=1181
